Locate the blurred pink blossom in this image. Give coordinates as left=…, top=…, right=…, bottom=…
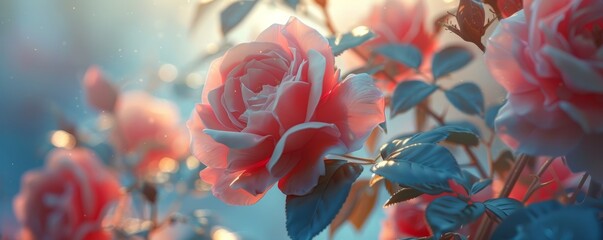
left=361, top=0, right=438, bottom=90
left=188, top=17, right=384, bottom=205
left=13, top=148, right=121, bottom=240
left=113, top=91, right=189, bottom=175
left=83, top=66, right=119, bottom=113
left=486, top=0, right=603, bottom=180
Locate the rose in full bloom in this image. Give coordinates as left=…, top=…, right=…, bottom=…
left=486, top=0, right=603, bottom=181
left=13, top=148, right=121, bottom=240
left=361, top=0, right=438, bottom=90
left=188, top=17, right=384, bottom=205
left=113, top=91, right=189, bottom=175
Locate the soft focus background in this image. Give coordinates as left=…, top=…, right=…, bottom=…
left=0, top=0, right=504, bottom=239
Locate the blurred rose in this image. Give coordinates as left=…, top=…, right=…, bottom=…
left=380, top=199, right=430, bottom=239
left=486, top=0, right=603, bottom=181
left=83, top=66, right=119, bottom=113
left=13, top=148, right=121, bottom=240
left=361, top=0, right=438, bottom=90
left=380, top=180, right=493, bottom=239
left=188, top=17, right=384, bottom=205
left=113, top=91, right=189, bottom=175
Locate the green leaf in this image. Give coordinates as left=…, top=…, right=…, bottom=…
left=372, top=143, right=461, bottom=194
left=220, top=0, right=259, bottom=36
left=328, top=27, right=376, bottom=56
left=375, top=44, right=423, bottom=69
left=406, top=125, right=479, bottom=146
left=390, top=80, right=437, bottom=117
left=379, top=125, right=479, bottom=163
left=384, top=188, right=424, bottom=207
left=470, top=179, right=492, bottom=195
left=426, top=196, right=485, bottom=238
left=444, top=82, right=484, bottom=115
left=484, top=198, right=523, bottom=221
left=431, top=46, right=473, bottom=79
left=286, top=161, right=363, bottom=240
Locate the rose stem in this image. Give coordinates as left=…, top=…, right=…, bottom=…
left=522, top=157, right=555, bottom=203
left=422, top=105, right=488, bottom=178
left=474, top=154, right=534, bottom=239
left=340, top=154, right=376, bottom=164
left=149, top=202, right=159, bottom=236
left=569, top=173, right=589, bottom=203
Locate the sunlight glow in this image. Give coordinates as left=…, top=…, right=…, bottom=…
left=212, top=228, right=239, bottom=240
left=186, top=155, right=200, bottom=169
left=50, top=130, right=76, bottom=149
left=159, top=157, right=178, bottom=173
left=158, top=64, right=178, bottom=82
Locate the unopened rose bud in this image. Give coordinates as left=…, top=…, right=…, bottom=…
left=456, top=0, right=486, bottom=44
left=83, top=66, right=119, bottom=113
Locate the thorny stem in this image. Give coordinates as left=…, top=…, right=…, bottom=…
left=522, top=157, right=556, bottom=203
left=340, top=154, right=376, bottom=164
left=474, top=154, right=534, bottom=240
left=569, top=173, right=589, bottom=203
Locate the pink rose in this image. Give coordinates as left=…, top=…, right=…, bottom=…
left=379, top=199, right=431, bottom=239
left=362, top=0, right=438, bottom=90
left=188, top=17, right=384, bottom=205
left=13, top=148, right=121, bottom=240
left=113, top=91, right=189, bottom=175
left=381, top=181, right=494, bottom=239
left=485, top=0, right=603, bottom=180
left=83, top=66, right=119, bottom=113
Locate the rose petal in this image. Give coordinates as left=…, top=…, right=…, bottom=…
left=314, top=73, right=385, bottom=151
left=543, top=45, right=603, bottom=93
left=243, top=111, right=280, bottom=137
left=229, top=164, right=278, bottom=195
left=267, top=122, right=341, bottom=178
left=305, top=49, right=326, bottom=121
left=200, top=168, right=266, bottom=205
left=196, top=104, right=235, bottom=131
left=495, top=102, right=582, bottom=156
left=187, top=110, right=228, bottom=168
left=277, top=139, right=347, bottom=196
left=281, top=17, right=336, bottom=93
left=203, top=129, right=269, bottom=149
left=486, top=11, right=538, bottom=94
left=227, top=138, right=274, bottom=171
left=559, top=101, right=603, bottom=133
left=566, top=133, right=603, bottom=182
left=273, top=81, right=310, bottom=131
left=220, top=42, right=287, bottom=78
